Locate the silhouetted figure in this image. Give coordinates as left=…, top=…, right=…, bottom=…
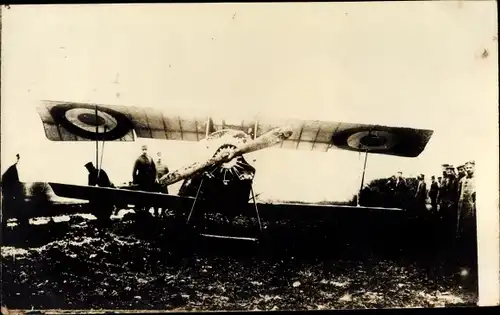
left=1, top=154, right=27, bottom=226
left=414, top=174, right=427, bottom=215
left=393, top=171, right=407, bottom=209
left=85, top=162, right=112, bottom=188
left=429, top=176, right=439, bottom=214
left=386, top=176, right=396, bottom=193
left=438, top=164, right=449, bottom=207
left=132, top=145, right=156, bottom=214
left=437, top=176, right=443, bottom=204
left=133, top=145, right=157, bottom=192
left=438, top=165, right=460, bottom=263
left=85, top=162, right=114, bottom=225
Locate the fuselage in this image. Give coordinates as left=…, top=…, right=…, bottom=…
left=177, top=129, right=258, bottom=212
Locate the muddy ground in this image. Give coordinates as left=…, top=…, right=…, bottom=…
left=1, top=209, right=477, bottom=310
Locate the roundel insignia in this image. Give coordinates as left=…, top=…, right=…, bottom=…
left=346, top=130, right=399, bottom=151
left=50, top=103, right=134, bottom=141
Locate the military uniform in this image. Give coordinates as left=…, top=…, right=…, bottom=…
left=393, top=175, right=407, bottom=209
left=155, top=158, right=169, bottom=193
left=429, top=178, right=439, bottom=213
left=457, top=176, right=476, bottom=224
left=132, top=145, right=157, bottom=215
left=439, top=166, right=459, bottom=245
left=153, top=156, right=169, bottom=217
left=85, top=162, right=114, bottom=225
left=414, top=175, right=427, bottom=215
left=455, top=161, right=477, bottom=290
left=133, top=154, right=157, bottom=192
left=88, top=168, right=112, bottom=188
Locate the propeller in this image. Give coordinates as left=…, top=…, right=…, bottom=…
left=159, top=126, right=293, bottom=187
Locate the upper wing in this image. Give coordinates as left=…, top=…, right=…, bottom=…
left=256, top=118, right=434, bottom=158
left=37, top=100, right=211, bottom=142
left=37, top=100, right=433, bottom=157
left=222, top=117, right=434, bottom=158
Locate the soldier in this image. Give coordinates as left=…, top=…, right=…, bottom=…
left=153, top=151, right=170, bottom=217
left=429, top=176, right=439, bottom=214
left=456, top=164, right=466, bottom=200
left=455, top=160, right=477, bottom=289
left=155, top=151, right=169, bottom=192
left=436, top=176, right=443, bottom=206
left=456, top=162, right=477, bottom=243
left=132, top=144, right=157, bottom=214
left=393, top=171, right=407, bottom=209
left=440, top=165, right=459, bottom=243
left=84, top=162, right=115, bottom=225
left=438, top=164, right=449, bottom=207
left=133, top=145, right=157, bottom=191
left=457, top=165, right=466, bottom=181
left=385, top=175, right=397, bottom=207
left=414, top=174, right=427, bottom=216
left=85, top=162, right=113, bottom=188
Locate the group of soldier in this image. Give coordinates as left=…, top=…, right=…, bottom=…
left=84, top=144, right=170, bottom=222
left=431, top=162, right=477, bottom=244
left=386, top=161, right=477, bottom=280
left=430, top=161, right=477, bottom=286
left=386, top=161, right=476, bottom=240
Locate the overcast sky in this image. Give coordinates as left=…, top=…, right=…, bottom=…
left=1, top=2, right=498, bottom=202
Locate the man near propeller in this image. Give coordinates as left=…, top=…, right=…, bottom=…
left=132, top=144, right=157, bottom=214
left=154, top=151, right=170, bottom=217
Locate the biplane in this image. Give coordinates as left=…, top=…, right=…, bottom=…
left=7, top=100, right=434, bottom=241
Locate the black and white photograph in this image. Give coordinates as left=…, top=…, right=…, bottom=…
left=1, top=2, right=499, bottom=311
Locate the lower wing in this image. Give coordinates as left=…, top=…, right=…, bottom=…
left=48, top=182, right=195, bottom=209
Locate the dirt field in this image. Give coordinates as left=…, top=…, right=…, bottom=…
left=1, top=210, right=477, bottom=310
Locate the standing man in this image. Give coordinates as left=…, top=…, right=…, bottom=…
left=133, top=145, right=157, bottom=191
left=84, top=162, right=115, bottom=225
left=429, top=176, right=439, bottom=214
left=393, top=171, right=407, bottom=209
left=414, top=174, right=428, bottom=216
left=155, top=151, right=169, bottom=193
left=440, top=165, right=459, bottom=247
left=132, top=145, right=157, bottom=213
left=436, top=176, right=443, bottom=207
left=457, top=165, right=466, bottom=181
left=456, top=161, right=477, bottom=289
left=456, top=164, right=466, bottom=201
left=153, top=151, right=170, bottom=217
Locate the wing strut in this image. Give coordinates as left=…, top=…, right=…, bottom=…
left=94, top=105, right=107, bottom=179
left=97, top=129, right=107, bottom=179
left=95, top=105, right=99, bottom=171
left=357, top=149, right=369, bottom=206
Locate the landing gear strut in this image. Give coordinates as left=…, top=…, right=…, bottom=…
left=185, top=174, right=263, bottom=242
